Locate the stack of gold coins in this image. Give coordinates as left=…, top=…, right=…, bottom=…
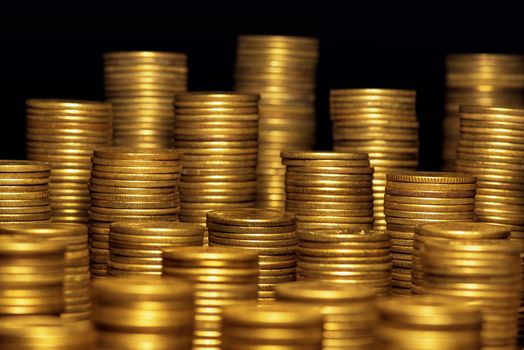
left=206, top=209, right=297, bottom=302
left=222, top=302, right=323, bottom=350
left=103, top=51, right=187, bottom=148
left=442, top=54, right=524, bottom=170
left=92, top=277, right=194, bottom=350
left=89, top=147, right=182, bottom=277
left=108, top=221, right=204, bottom=277
left=25, top=99, right=112, bottom=223
left=281, top=151, right=374, bottom=231
left=376, top=296, right=482, bottom=350
left=162, top=247, right=258, bottom=350
left=276, top=281, right=377, bottom=350
left=384, top=171, right=477, bottom=295
left=296, top=229, right=391, bottom=295
left=330, top=89, right=419, bottom=231
left=0, top=160, right=51, bottom=223
left=234, top=35, right=319, bottom=210
left=0, top=223, right=91, bottom=321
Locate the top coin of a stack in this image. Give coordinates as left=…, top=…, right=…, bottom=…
left=206, top=208, right=296, bottom=227
left=281, top=151, right=370, bottom=167
left=93, top=147, right=183, bottom=161
left=104, top=51, right=187, bottom=62
left=0, top=160, right=51, bottom=173
left=416, top=222, right=510, bottom=240
left=26, top=99, right=112, bottom=111
left=386, top=171, right=476, bottom=184
left=460, top=105, right=524, bottom=118
left=175, top=91, right=259, bottom=103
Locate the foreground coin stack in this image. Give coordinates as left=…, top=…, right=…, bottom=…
left=376, top=296, right=482, bottom=350
left=276, top=281, right=377, bottom=350
left=206, top=209, right=297, bottom=302
left=330, top=89, right=419, bottom=230
left=296, top=229, right=391, bottom=295
left=222, top=302, right=323, bottom=350
left=26, top=99, right=112, bottom=223
left=162, top=247, right=258, bottom=350
left=108, top=221, right=204, bottom=276
left=104, top=51, right=188, bottom=148
left=384, top=171, right=477, bottom=295
left=442, top=54, right=524, bottom=170
left=89, top=147, right=182, bottom=277
left=281, top=151, right=374, bottom=230
left=92, top=277, right=194, bottom=350
left=234, top=35, right=319, bottom=210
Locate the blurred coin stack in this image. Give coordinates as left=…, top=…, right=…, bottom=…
left=281, top=151, right=374, bottom=230
left=384, top=171, right=476, bottom=295
left=108, top=221, right=204, bottom=277
left=89, top=147, right=182, bottom=277
left=234, top=35, right=319, bottom=210
left=26, top=99, right=112, bottom=223
left=296, top=229, right=391, bottom=296
left=330, top=89, right=419, bottom=230
left=206, top=209, right=297, bottom=302
left=92, top=277, right=194, bottom=350
left=276, top=281, right=377, bottom=350
left=103, top=51, right=188, bottom=148
left=162, top=247, right=258, bottom=350
left=442, top=54, right=524, bottom=170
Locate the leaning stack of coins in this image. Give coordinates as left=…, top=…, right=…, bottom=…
left=330, top=89, right=419, bottom=231
left=92, top=277, right=194, bottom=350
left=206, top=209, right=297, bottom=302
left=108, top=221, right=204, bottom=277
left=442, top=54, right=524, bottom=170
left=162, top=247, right=258, bottom=350
left=89, top=147, right=182, bottom=277
left=296, top=229, right=392, bottom=296
left=384, top=171, right=477, bottom=295
left=26, top=99, right=112, bottom=223
left=234, top=35, right=319, bottom=210
left=276, top=281, right=378, bottom=350
left=281, top=151, right=374, bottom=231
left=103, top=51, right=188, bottom=148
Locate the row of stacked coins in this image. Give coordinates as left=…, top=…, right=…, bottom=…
left=88, top=147, right=182, bottom=277
left=330, top=89, right=419, bottom=230
left=234, top=35, right=319, bottom=210
left=162, top=247, right=258, bottom=350
left=103, top=51, right=188, bottom=148
left=384, top=171, right=477, bottom=295
left=25, top=99, right=112, bottom=223
left=206, top=209, right=297, bottom=302
left=281, top=151, right=374, bottom=231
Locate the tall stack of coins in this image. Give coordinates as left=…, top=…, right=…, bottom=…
left=26, top=99, right=112, bottom=223
left=108, top=222, right=204, bottom=276
left=276, top=281, right=377, bottom=350
left=103, top=51, right=188, bottom=148
left=384, top=171, right=477, bottom=295
left=234, top=35, right=319, bottom=210
left=92, top=277, right=194, bottom=350
left=330, top=89, right=419, bottom=230
left=162, top=247, right=259, bottom=350
left=442, top=54, right=524, bottom=170
left=281, top=151, right=374, bottom=230
left=206, top=209, right=297, bottom=302
left=296, top=229, right=391, bottom=295
left=89, top=147, right=182, bottom=277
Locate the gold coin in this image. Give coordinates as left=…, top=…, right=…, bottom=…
left=386, top=187, right=475, bottom=198
left=206, top=221, right=295, bottom=233
left=206, top=209, right=295, bottom=227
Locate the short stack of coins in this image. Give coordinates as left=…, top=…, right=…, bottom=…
left=281, top=151, right=374, bottom=231
left=92, top=277, right=194, bottom=350
left=296, top=229, right=392, bottom=296
left=442, top=54, right=524, bottom=170
left=103, top=51, right=188, bottom=148
left=234, top=35, right=319, bottom=210
left=108, top=221, right=204, bottom=277
left=0, top=160, right=51, bottom=223
left=89, top=147, right=182, bottom=277
left=162, top=247, right=259, bottom=350
left=25, top=99, right=112, bottom=223
left=330, top=89, right=419, bottom=231
left=276, top=281, right=377, bottom=350
left=206, top=208, right=297, bottom=302
left=384, top=171, right=477, bottom=295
